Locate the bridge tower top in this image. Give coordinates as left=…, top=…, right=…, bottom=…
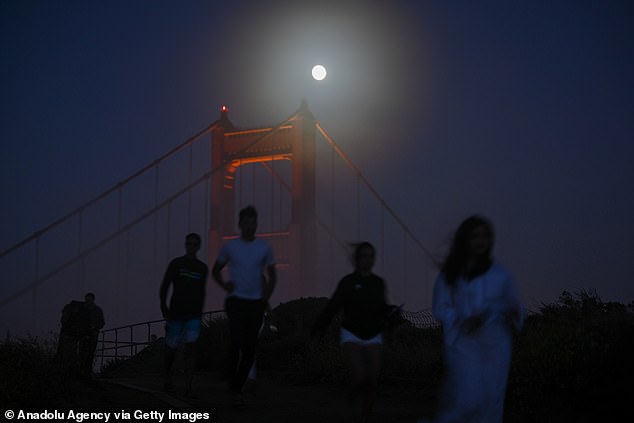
left=208, top=101, right=317, bottom=301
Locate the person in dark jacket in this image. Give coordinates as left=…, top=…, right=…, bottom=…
left=78, top=292, right=105, bottom=379
left=312, top=242, right=396, bottom=423
left=58, top=294, right=102, bottom=377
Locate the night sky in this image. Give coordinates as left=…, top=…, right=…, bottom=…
left=1, top=1, right=633, bottom=334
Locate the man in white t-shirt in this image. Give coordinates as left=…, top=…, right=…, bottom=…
left=212, top=205, right=277, bottom=406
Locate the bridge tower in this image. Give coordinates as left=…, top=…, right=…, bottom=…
left=209, top=101, right=317, bottom=303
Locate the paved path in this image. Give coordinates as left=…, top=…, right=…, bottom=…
left=81, top=372, right=432, bottom=423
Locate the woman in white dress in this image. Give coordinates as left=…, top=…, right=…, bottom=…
left=425, top=215, right=523, bottom=423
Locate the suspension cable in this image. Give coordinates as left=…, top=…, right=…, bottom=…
left=0, top=122, right=219, bottom=258
left=1, top=114, right=300, bottom=305
left=315, top=122, right=438, bottom=266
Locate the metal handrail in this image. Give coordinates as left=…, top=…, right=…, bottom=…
left=96, top=309, right=226, bottom=371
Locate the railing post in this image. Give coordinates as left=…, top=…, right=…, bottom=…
left=99, top=330, right=105, bottom=370
left=130, top=326, right=134, bottom=357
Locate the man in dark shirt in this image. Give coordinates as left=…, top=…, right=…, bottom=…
left=159, top=233, right=208, bottom=396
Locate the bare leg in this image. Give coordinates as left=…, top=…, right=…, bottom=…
left=361, top=344, right=382, bottom=422
left=343, top=343, right=366, bottom=421
left=183, top=342, right=196, bottom=397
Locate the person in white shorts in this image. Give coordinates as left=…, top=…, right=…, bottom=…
left=312, top=242, right=396, bottom=422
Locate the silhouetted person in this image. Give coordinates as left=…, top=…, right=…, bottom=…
left=58, top=298, right=88, bottom=372
left=312, top=242, right=395, bottom=423
left=212, top=205, right=277, bottom=407
left=160, top=232, right=209, bottom=397
left=419, top=215, right=524, bottom=423
left=58, top=292, right=104, bottom=379
left=78, top=292, right=105, bottom=379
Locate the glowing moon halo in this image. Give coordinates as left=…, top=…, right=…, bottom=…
left=311, top=65, right=327, bottom=81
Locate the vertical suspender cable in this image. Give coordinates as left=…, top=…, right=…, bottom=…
left=117, top=186, right=123, bottom=314
left=252, top=162, right=256, bottom=206
left=356, top=174, right=361, bottom=241
left=270, top=157, right=274, bottom=231
left=188, top=146, right=193, bottom=232
left=279, top=161, right=282, bottom=228
left=33, top=236, right=40, bottom=330
left=153, top=164, right=159, bottom=287
left=403, top=231, right=407, bottom=304
left=124, top=230, right=130, bottom=317
left=167, top=202, right=171, bottom=262
left=239, top=161, right=243, bottom=211
left=78, top=210, right=84, bottom=294
left=117, top=186, right=123, bottom=231
left=381, top=205, right=385, bottom=273
left=330, top=141, right=335, bottom=288
left=204, top=176, right=210, bottom=260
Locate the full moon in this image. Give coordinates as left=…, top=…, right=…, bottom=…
left=311, top=65, right=327, bottom=81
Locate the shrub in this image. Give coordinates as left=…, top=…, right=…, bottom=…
left=102, top=290, right=634, bottom=421
left=257, top=297, right=346, bottom=383
left=506, top=290, right=634, bottom=421
left=0, top=334, right=77, bottom=408
left=196, top=313, right=231, bottom=371
left=255, top=297, right=444, bottom=387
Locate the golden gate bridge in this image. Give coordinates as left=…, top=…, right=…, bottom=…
left=0, top=102, right=438, bottom=340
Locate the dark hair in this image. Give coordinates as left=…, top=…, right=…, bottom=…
left=352, top=241, right=375, bottom=265
left=239, top=205, right=258, bottom=223
left=441, top=215, right=494, bottom=287
left=85, top=292, right=95, bottom=300
left=185, top=233, right=201, bottom=243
